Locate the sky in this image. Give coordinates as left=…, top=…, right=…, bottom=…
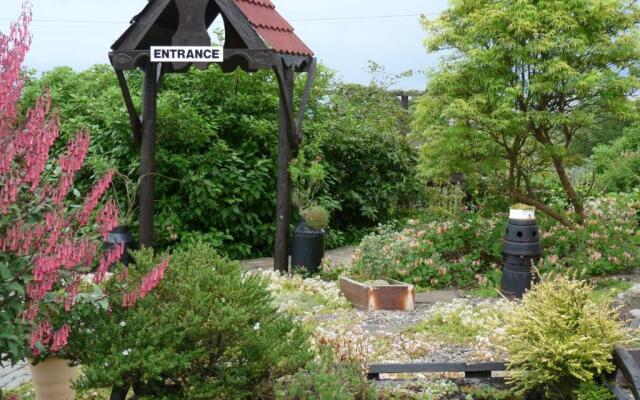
left=0, top=0, right=450, bottom=90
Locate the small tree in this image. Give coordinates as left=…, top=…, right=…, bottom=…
left=0, top=4, right=166, bottom=365
left=414, top=0, right=640, bottom=226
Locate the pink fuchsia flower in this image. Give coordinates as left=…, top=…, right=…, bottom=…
left=96, top=199, right=120, bottom=240
left=77, top=170, right=114, bottom=226
left=30, top=320, right=53, bottom=356
left=121, top=257, right=170, bottom=308
left=94, top=242, right=125, bottom=284
left=50, top=325, right=70, bottom=353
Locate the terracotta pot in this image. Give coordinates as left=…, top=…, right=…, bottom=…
left=28, top=357, right=78, bottom=400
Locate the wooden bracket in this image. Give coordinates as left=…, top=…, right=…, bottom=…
left=114, top=69, right=142, bottom=150
left=274, top=57, right=317, bottom=150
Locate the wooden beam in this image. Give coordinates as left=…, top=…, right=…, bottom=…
left=110, top=49, right=276, bottom=72
left=613, top=348, right=640, bottom=399
left=366, top=362, right=506, bottom=381
left=139, top=63, right=161, bottom=248
left=274, top=64, right=295, bottom=273
left=114, top=69, right=142, bottom=150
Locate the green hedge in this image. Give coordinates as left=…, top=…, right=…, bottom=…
left=22, top=65, right=418, bottom=259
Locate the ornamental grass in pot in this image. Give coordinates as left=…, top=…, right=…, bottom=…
left=289, top=151, right=331, bottom=274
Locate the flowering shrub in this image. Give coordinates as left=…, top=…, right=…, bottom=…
left=352, top=193, right=640, bottom=289
left=0, top=5, right=166, bottom=365
left=75, top=244, right=310, bottom=399
left=540, top=194, right=640, bottom=276
left=351, top=213, right=504, bottom=288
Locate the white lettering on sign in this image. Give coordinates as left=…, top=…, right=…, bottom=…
left=150, top=46, right=224, bottom=63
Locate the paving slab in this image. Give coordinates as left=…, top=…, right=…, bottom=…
left=415, top=290, right=464, bottom=304
left=243, top=246, right=356, bottom=271
left=0, top=361, right=30, bottom=391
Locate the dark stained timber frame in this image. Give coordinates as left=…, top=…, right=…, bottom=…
left=109, top=0, right=316, bottom=285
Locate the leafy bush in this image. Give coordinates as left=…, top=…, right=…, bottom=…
left=351, top=213, right=504, bottom=288
left=539, top=194, right=640, bottom=276
left=505, top=276, right=628, bottom=399
left=574, top=381, right=615, bottom=400
left=22, top=65, right=418, bottom=258
left=351, top=192, right=639, bottom=289
left=73, top=244, right=311, bottom=399
left=274, top=345, right=376, bottom=400
left=593, top=123, right=640, bottom=193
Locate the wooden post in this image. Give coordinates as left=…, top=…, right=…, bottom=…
left=400, top=94, right=409, bottom=111
left=274, top=66, right=295, bottom=273
left=139, top=63, right=160, bottom=248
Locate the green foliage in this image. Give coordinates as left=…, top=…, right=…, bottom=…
left=352, top=192, right=639, bottom=290
left=505, top=276, right=628, bottom=399
left=574, top=381, right=615, bottom=400
left=306, top=68, right=420, bottom=230
left=461, top=385, right=521, bottom=400
left=351, top=213, right=504, bottom=289
left=274, top=345, right=376, bottom=400
left=290, top=149, right=330, bottom=213
left=22, top=64, right=417, bottom=258
left=73, top=244, right=311, bottom=399
left=593, top=123, right=640, bottom=193
left=302, top=206, right=330, bottom=230
left=413, top=0, right=640, bottom=225
left=539, top=194, right=640, bottom=276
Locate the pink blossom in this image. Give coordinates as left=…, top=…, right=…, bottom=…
left=78, top=170, right=114, bottom=226
left=96, top=199, right=120, bottom=240
left=50, top=325, right=70, bottom=352
left=139, top=258, right=169, bottom=299
left=122, top=258, right=169, bottom=308
left=94, top=243, right=125, bottom=283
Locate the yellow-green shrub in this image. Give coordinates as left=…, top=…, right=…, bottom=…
left=505, top=276, right=628, bottom=399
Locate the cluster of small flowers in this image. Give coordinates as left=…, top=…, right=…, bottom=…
left=0, top=4, right=134, bottom=358
left=28, top=320, right=70, bottom=356
left=122, top=257, right=170, bottom=308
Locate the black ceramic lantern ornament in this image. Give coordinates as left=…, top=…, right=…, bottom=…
left=500, top=207, right=542, bottom=299
left=105, top=226, right=135, bottom=267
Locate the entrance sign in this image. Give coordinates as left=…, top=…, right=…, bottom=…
left=150, top=46, right=223, bottom=63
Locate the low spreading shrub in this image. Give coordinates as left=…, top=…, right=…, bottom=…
left=539, top=194, right=640, bottom=276
left=274, top=345, right=376, bottom=400
left=351, top=194, right=639, bottom=289
left=351, top=213, right=504, bottom=288
left=574, top=381, right=615, bottom=400
left=505, top=276, right=628, bottom=399
left=73, top=244, right=311, bottom=399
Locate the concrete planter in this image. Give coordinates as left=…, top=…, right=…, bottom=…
left=28, top=358, right=78, bottom=400
left=339, top=277, right=414, bottom=311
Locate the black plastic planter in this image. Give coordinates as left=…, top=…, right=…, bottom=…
left=500, top=213, right=542, bottom=299
left=105, top=225, right=135, bottom=267
left=291, top=220, right=325, bottom=274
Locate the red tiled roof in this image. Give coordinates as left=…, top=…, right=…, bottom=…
left=234, top=0, right=314, bottom=57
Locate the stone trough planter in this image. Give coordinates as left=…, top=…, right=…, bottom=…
left=339, top=277, right=415, bottom=311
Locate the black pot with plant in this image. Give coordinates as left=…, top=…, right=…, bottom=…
left=292, top=206, right=329, bottom=274
left=289, top=151, right=332, bottom=274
